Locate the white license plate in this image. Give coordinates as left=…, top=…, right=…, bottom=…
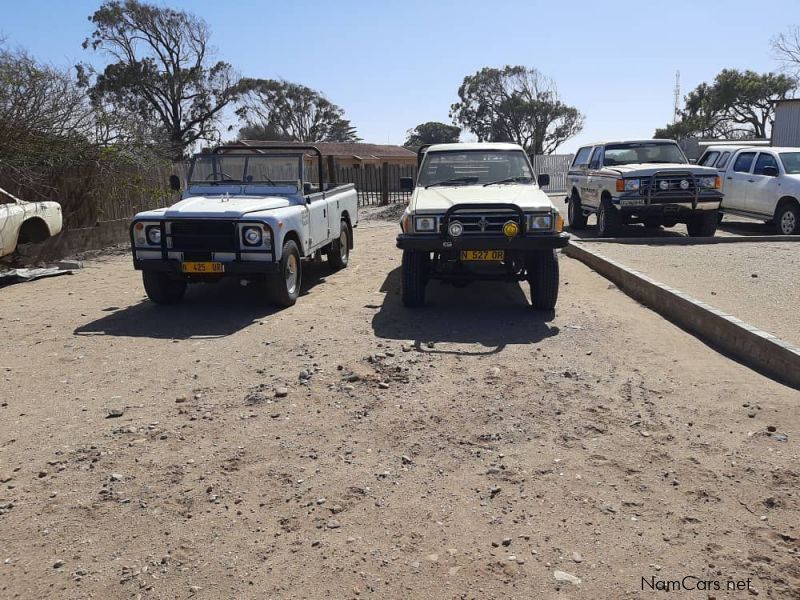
left=620, top=199, right=643, bottom=207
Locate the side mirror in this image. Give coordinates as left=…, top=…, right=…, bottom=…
left=400, top=177, right=414, bottom=192
left=537, top=173, right=550, bottom=187
left=763, top=165, right=779, bottom=177
left=689, top=158, right=697, bottom=164
left=168, top=174, right=181, bottom=191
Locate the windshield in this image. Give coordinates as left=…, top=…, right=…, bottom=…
left=417, top=150, right=534, bottom=187
left=603, top=143, right=688, bottom=166
left=189, top=154, right=301, bottom=185
left=780, top=152, right=800, bottom=174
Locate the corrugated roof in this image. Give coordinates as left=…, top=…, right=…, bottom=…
left=237, top=140, right=415, bottom=159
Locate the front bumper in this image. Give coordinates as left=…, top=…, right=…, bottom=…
left=612, top=192, right=722, bottom=212
left=396, top=232, right=570, bottom=251
left=133, top=259, right=280, bottom=275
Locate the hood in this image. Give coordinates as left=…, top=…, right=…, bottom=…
left=163, top=195, right=291, bottom=218
left=608, top=163, right=718, bottom=177
left=412, top=185, right=554, bottom=213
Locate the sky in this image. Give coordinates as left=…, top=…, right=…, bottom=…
left=1, top=0, right=796, bottom=153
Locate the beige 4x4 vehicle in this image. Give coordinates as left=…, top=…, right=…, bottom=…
left=397, top=143, right=569, bottom=310
left=566, top=140, right=723, bottom=237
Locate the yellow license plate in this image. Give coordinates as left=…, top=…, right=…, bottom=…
left=181, top=261, right=224, bottom=274
left=460, top=250, right=505, bottom=261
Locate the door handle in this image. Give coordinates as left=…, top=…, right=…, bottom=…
left=747, top=179, right=755, bottom=183
left=726, top=177, right=732, bottom=180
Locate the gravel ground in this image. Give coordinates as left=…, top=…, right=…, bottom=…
left=1, top=224, right=798, bottom=599
left=590, top=241, right=800, bottom=347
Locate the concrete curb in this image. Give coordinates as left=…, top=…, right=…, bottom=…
left=572, top=234, right=800, bottom=245
left=564, top=242, right=800, bottom=390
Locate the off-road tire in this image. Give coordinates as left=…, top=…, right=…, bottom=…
left=774, top=202, right=799, bottom=235
left=568, top=191, right=587, bottom=230
left=527, top=249, right=560, bottom=311
left=686, top=211, right=718, bottom=237
left=401, top=250, right=429, bottom=307
left=267, top=240, right=302, bottom=307
left=597, top=198, right=621, bottom=237
left=142, top=271, right=187, bottom=304
left=328, top=219, right=351, bottom=269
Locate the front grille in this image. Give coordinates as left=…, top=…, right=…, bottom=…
left=169, top=220, right=237, bottom=252
left=447, top=210, right=523, bottom=235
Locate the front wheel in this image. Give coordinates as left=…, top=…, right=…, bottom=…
left=527, top=250, right=560, bottom=310
left=142, top=271, right=187, bottom=304
left=267, top=240, right=302, bottom=307
left=774, top=203, right=799, bottom=235
left=597, top=198, right=621, bottom=237
left=568, top=192, right=587, bottom=230
left=401, top=250, right=429, bottom=307
left=686, top=211, right=718, bottom=237
left=328, top=219, right=351, bottom=269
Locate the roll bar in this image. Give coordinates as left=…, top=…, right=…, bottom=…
left=213, top=142, right=325, bottom=188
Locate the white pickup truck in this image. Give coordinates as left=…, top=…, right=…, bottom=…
left=697, top=145, right=800, bottom=235
left=0, top=186, right=63, bottom=257
left=566, top=140, right=723, bottom=237
left=130, top=144, right=358, bottom=306
left=396, top=142, right=569, bottom=310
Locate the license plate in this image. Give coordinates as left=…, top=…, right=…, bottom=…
left=181, top=261, right=224, bottom=274
left=460, top=250, right=504, bottom=261
left=620, top=199, right=644, bottom=207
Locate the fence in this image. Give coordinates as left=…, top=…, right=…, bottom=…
left=335, top=163, right=416, bottom=206
left=532, top=154, right=573, bottom=194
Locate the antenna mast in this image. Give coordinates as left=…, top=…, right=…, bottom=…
left=673, top=70, right=681, bottom=124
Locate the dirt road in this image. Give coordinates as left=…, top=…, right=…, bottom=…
left=1, top=223, right=798, bottom=599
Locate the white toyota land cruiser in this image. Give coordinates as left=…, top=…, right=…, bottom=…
left=566, top=140, right=723, bottom=237
left=396, top=143, right=569, bottom=310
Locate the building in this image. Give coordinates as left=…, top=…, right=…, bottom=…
left=238, top=140, right=417, bottom=169
left=771, top=99, right=800, bottom=147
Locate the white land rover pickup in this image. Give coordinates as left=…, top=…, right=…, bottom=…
left=566, top=140, right=723, bottom=237
left=396, top=143, right=569, bottom=310
left=697, top=145, right=800, bottom=235
left=130, top=144, right=358, bottom=306
left=0, top=186, right=63, bottom=257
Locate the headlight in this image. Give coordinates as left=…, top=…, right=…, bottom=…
left=242, top=226, right=263, bottom=246
left=414, top=216, right=438, bottom=232
left=448, top=221, right=464, bottom=237
left=528, top=214, right=553, bottom=230
left=616, top=179, right=640, bottom=192
left=146, top=225, right=161, bottom=245
left=698, top=176, right=719, bottom=189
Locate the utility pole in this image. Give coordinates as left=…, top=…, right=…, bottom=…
left=673, top=70, right=681, bottom=125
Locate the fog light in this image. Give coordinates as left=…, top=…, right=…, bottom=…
left=448, top=221, right=463, bottom=237
left=659, top=180, right=670, bottom=191
left=680, top=179, right=690, bottom=190
left=502, top=221, right=520, bottom=237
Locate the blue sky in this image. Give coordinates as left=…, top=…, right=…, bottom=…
left=1, top=0, right=795, bottom=153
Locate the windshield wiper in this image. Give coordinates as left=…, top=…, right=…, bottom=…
left=425, top=176, right=479, bottom=189
left=483, top=176, right=531, bottom=187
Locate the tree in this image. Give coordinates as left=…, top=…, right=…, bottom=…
left=235, top=78, right=360, bottom=142
left=655, top=69, right=796, bottom=140
left=82, top=0, right=240, bottom=159
left=404, top=121, right=460, bottom=149
left=0, top=47, right=94, bottom=146
left=449, top=66, right=584, bottom=155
